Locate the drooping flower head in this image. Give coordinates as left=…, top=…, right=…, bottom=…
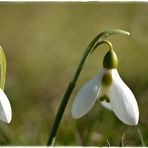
left=0, top=46, right=12, bottom=124
left=71, top=43, right=139, bottom=125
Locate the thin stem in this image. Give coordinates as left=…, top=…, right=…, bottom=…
left=106, top=139, right=111, bottom=146
left=137, top=128, right=145, bottom=146
left=119, top=132, right=126, bottom=146
left=47, top=29, right=130, bottom=146
left=91, top=40, right=113, bottom=53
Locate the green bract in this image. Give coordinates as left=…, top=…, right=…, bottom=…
left=103, top=49, right=118, bottom=69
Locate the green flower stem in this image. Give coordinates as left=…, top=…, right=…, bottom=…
left=0, top=46, right=6, bottom=90
left=47, top=29, right=130, bottom=146
left=91, top=40, right=113, bottom=53
left=137, top=128, right=145, bottom=146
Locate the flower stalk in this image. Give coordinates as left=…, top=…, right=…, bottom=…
left=47, top=29, right=130, bottom=146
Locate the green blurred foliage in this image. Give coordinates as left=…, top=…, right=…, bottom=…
left=0, top=2, right=147, bottom=146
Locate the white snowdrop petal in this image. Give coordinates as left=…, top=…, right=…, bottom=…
left=100, top=101, right=112, bottom=110
left=109, top=69, right=139, bottom=125
left=0, top=88, right=12, bottom=123
left=72, top=75, right=99, bottom=118
left=71, top=71, right=104, bottom=119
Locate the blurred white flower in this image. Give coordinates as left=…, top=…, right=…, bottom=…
left=0, top=88, right=12, bottom=124
left=71, top=49, right=139, bottom=125
left=0, top=46, right=12, bottom=124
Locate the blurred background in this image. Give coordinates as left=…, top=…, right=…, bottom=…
left=0, top=2, right=148, bottom=146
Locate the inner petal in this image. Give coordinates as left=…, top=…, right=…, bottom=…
left=97, top=86, right=113, bottom=111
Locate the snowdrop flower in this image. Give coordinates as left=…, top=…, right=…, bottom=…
left=71, top=48, right=139, bottom=125
left=0, top=88, right=12, bottom=123
left=0, top=46, right=12, bottom=124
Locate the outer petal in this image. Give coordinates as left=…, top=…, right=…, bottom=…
left=109, top=69, right=139, bottom=125
left=0, top=88, right=12, bottom=123
left=71, top=70, right=104, bottom=119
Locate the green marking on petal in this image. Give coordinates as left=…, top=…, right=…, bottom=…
left=99, top=95, right=110, bottom=103
left=101, top=72, right=112, bottom=87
